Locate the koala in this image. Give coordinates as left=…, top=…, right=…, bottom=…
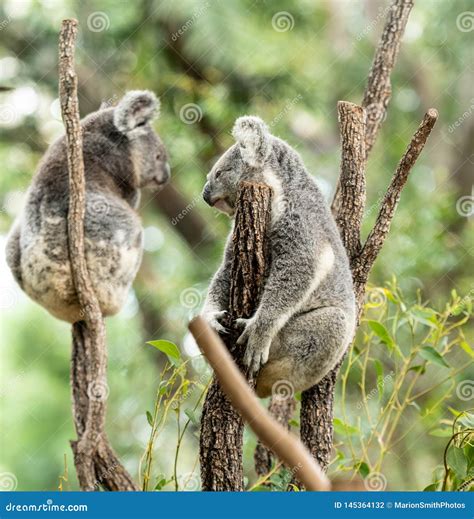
left=201, top=116, right=356, bottom=398
left=5, top=90, right=170, bottom=323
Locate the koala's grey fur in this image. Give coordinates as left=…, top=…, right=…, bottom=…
left=6, top=91, right=170, bottom=323
left=202, top=116, right=356, bottom=398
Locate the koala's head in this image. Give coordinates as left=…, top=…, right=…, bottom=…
left=107, top=90, right=170, bottom=189
left=202, top=116, right=272, bottom=216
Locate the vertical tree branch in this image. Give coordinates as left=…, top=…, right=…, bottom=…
left=199, top=182, right=272, bottom=491
left=299, top=109, right=437, bottom=484
left=362, top=0, right=414, bottom=155
left=298, top=103, right=367, bottom=474
left=333, top=102, right=368, bottom=261
left=59, top=18, right=137, bottom=491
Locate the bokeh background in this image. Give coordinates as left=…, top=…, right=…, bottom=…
left=0, top=0, right=472, bottom=491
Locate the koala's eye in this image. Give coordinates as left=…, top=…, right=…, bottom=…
left=136, top=120, right=146, bottom=127
left=156, top=152, right=162, bottom=160
left=214, top=170, right=223, bottom=180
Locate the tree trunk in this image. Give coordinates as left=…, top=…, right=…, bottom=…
left=199, top=182, right=272, bottom=491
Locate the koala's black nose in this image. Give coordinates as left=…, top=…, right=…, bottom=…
left=202, top=184, right=212, bottom=206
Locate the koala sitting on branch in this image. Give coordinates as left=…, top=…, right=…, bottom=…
left=6, top=90, right=170, bottom=323
left=202, top=116, right=356, bottom=398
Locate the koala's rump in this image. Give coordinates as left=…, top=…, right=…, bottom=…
left=20, top=194, right=143, bottom=323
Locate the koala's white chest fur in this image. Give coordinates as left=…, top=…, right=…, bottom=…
left=262, top=169, right=285, bottom=224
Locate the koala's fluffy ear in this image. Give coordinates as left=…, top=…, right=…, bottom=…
left=232, top=116, right=271, bottom=167
left=113, top=90, right=160, bottom=133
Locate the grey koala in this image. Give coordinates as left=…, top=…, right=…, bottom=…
left=5, top=90, right=170, bottom=323
left=201, top=116, right=356, bottom=398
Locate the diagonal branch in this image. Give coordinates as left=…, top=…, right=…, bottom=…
left=362, top=0, right=414, bottom=155
left=359, top=108, right=438, bottom=274
left=59, top=18, right=137, bottom=491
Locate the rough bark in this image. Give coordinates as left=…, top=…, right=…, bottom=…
left=254, top=396, right=296, bottom=477
left=333, top=102, right=367, bottom=261
left=199, top=182, right=272, bottom=491
left=59, top=19, right=137, bottom=491
left=361, top=0, right=414, bottom=155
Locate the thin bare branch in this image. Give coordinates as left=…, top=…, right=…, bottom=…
left=359, top=109, right=438, bottom=272
left=362, top=0, right=414, bottom=154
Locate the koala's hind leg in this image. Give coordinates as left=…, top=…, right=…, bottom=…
left=5, top=222, right=23, bottom=288
left=255, top=307, right=352, bottom=398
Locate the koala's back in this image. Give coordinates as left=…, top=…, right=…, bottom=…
left=281, top=168, right=355, bottom=316
left=15, top=143, right=143, bottom=323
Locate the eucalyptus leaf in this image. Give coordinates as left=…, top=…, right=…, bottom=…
left=367, top=320, right=395, bottom=349
left=147, top=340, right=181, bottom=365
left=419, top=346, right=449, bottom=368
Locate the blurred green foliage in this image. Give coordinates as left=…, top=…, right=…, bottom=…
left=0, top=0, right=472, bottom=490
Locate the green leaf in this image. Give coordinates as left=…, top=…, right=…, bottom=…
left=154, top=475, right=170, bottom=491
left=419, top=346, right=449, bottom=368
left=423, top=483, right=439, bottom=491
left=409, top=307, right=438, bottom=328
left=333, top=418, right=360, bottom=437
left=368, top=320, right=395, bottom=349
left=184, top=408, right=199, bottom=426
left=459, top=413, right=474, bottom=429
left=408, top=364, right=426, bottom=374
left=147, top=340, right=181, bottom=365
left=460, top=341, right=474, bottom=358
left=288, top=419, right=299, bottom=428
left=464, top=443, right=474, bottom=475
left=146, top=411, right=154, bottom=427
left=355, top=461, right=370, bottom=478
left=447, top=446, right=467, bottom=477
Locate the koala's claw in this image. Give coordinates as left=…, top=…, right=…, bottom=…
left=203, top=310, right=229, bottom=335
left=243, top=338, right=271, bottom=375
left=237, top=318, right=272, bottom=374
left=235, top=317, right=251, bottom=333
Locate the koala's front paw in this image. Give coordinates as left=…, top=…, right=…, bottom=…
left=203, top=310, right=229, bottom=335
left=237, top=318, right=272, bottom=375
